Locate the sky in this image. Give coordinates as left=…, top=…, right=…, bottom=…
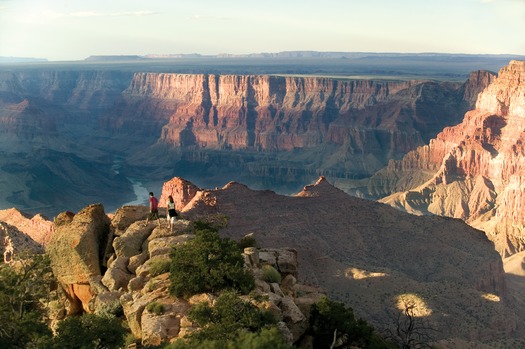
left=0, top=0, right=524, bottom=61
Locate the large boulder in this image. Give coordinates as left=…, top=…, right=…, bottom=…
left=113, top=222, right=154, bottom=258
left=47, top=204, right=110, bottom=313
left=111, top=205, right=150, bottom=236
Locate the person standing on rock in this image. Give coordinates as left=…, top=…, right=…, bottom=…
left=145, top=192, right=161, bottom=227
left=166, top=195, right=178, bottom=233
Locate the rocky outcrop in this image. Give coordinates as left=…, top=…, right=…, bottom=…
left=0, top=208, right=53, bottom=246
left=158, top=177, right=201, bottom=211
left=46, top=204, right=111, bottom=314
left=374, top=60, right=525, bottom=256
left=169, top=176, right=520, bottom=343
left=0, top=222, right=44, bottom=263
left=62, top=201, right=321, bottom=347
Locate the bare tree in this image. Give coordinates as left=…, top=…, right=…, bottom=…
left=384, top=299, right=435, bottom=349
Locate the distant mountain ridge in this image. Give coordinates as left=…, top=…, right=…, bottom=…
left=143, top=51, right=525, bottom=60
left=0, top=56, right=47, bottom=63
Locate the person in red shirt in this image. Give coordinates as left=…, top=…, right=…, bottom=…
left=145, top=192, right=161, bottom=227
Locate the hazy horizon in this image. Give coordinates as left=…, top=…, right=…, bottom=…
left=0, top=0, right=524, bottom=61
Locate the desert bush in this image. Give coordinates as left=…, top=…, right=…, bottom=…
left=149, top=257, right=171, bottom=277
left=165, top=290, right=286, bottom=348
left=261, top=264, right=281, bottom=284
left=308, top=296, right=395, bottom=349
left=97, top=299, right=124, bottom=318
left=169, top=227, right=254, bottom=298
left=146, top=301, right=165, bottom=315
left=167, top=326, right=293, bottom=349
left=0, top=254, right=54, bottom=348
left=52, top=313, right=126, bottom=349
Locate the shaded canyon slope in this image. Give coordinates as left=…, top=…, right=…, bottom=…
left=367, top=60, right=525, bottom=257
left=0, top=70, right=137, bottom=215
left=160, top=176, right=522, bottom=345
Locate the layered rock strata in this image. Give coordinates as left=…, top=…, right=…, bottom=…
left=105, top=72, right=489, bottom=179
left=0, top=208, right=53, bottom=246
left=374, top=60, right=525, bottom=256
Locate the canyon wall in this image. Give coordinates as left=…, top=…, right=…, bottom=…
left=0, top=70, right=135, bottom=216
left=105, top=72, right=489, bottom=181
left=374, top=60, right=525, bottom=256
left=0, top=67, right=492, bottom=215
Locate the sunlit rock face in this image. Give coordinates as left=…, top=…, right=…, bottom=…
left=375, top=61, right=525, bottom=256
left=105, top=72, right=486, bottom=181
left=0, top=68, right=490, bottom=216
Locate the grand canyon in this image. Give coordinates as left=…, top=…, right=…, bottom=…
left=1, top=54, right=525, bottom=348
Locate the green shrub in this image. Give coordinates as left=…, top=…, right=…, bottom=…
left=97, top=299, right=124, bottom=318
left=149, top=258, right=171, bottom=277
left=0, top=254, right=54, bottom=348
left=175, top=291, right=278, bottom=346
left=52, top=313, right=126, bottom=349
left=146, top=301, right=165, bottom=315
left=167, top=326, right=293, bottom=349
left=308, top=296, right=395, bottom=349
left=261, top=265, right=281, bottom=284
left=169, top=227, right=254, bottom=298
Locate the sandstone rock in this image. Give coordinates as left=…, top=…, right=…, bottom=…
left=141, top=305, right=180, bottom=346
left=121, top=291, right=161, bottom=339
left=188, top=293, right=216, bottom=306
left=270, top=283, right=285, bottom=297
left=147, top=234, right=193, bottom=258
left=277, top=320, right=295, bottom=346
left=243, top=247, right=260, bottom=267
left=113, top=222, right=154, bottom=258
left=276, top=248, right=298, bottom=277
left=1, top=222, right=43, bottom=263
left=158, top=177, right=200, bottom=211
left=128, top=275, right=146, bottom=292
left=178, top=316, right=196, bottom=338
left=111, top=205, right=150, bottom=236
left=259, top=250, right=277, bottom=266
left=101, top=256, right=133, bottom=291
left=375, top=60, right=525, bottom=257
left=0, top=208, right=53, bottom=246
left=281, top=274, right=297, bottom=295
left=135, top=256, right=170, bottom=279
left=255, top=278, right=271, bottom=293
left=92, top=291, right=123, bottom=317
left=53, top=211, right=75, bottom=227
left=47, top=204, right=110, bottom=313
left=128, top=251, right=149, bottom=274
left=281, top=297, right=309, bottom=343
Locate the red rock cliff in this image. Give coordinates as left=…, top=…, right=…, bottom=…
left=378, top=61, right=525, bottom=256
left=122, top=73, right=416, bottom=150
left=104, top=72, right=487, bottom=181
